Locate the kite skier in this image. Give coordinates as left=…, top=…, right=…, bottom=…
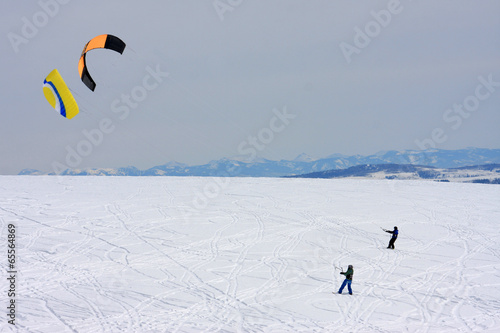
left=383, top=226, right=398, bottom=249
left=337, top=265, right=354, bottom=295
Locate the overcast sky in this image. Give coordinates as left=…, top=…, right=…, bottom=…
left=1, top=1, right=499, bottom=174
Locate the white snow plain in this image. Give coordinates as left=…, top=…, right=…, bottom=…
left=1, top=176, right=499, bottom=332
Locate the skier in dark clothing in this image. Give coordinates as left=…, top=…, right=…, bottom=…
left=384, top=226, right=398, bottom=249
left=338, top=265, right=353, bottom=295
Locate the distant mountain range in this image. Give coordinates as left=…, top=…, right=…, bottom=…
left=19, top=148, right=500, bottom=179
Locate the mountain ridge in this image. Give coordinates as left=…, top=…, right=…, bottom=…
left=18, top=148, right=500, bottom=178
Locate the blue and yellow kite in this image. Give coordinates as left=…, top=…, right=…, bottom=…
left=43, top=69, right=79, bottom=119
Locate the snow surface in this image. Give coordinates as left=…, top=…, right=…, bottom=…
left=1, top=176, right=499, bottom=332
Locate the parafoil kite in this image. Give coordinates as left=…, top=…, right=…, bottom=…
left=78, top=34, right=126, bottom=91
left=43, top=69, right=79, bottom=119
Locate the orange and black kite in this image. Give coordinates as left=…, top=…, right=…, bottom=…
left=78, top=34, right=126, bottom=91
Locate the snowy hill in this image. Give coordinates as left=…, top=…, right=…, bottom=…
left=288, top=163, right=500, bottom=184
left=1, top=176, right=499, bottom=332
left=18, top=148, right=500, bottom=177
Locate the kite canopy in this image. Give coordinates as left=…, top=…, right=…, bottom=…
left=43, top=69, right=79, bottom=119
left=78, top=34, right=126, bottom=91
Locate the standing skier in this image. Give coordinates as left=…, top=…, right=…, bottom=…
left=384, top=226, right=398, bottom=249
left=338, top=265, right=354, bottom=295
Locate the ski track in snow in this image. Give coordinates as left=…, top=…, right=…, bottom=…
left=0, top=176, right=499, bottom=332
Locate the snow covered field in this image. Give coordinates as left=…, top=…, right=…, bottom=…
left=1, top=176, right=499, bottom=332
